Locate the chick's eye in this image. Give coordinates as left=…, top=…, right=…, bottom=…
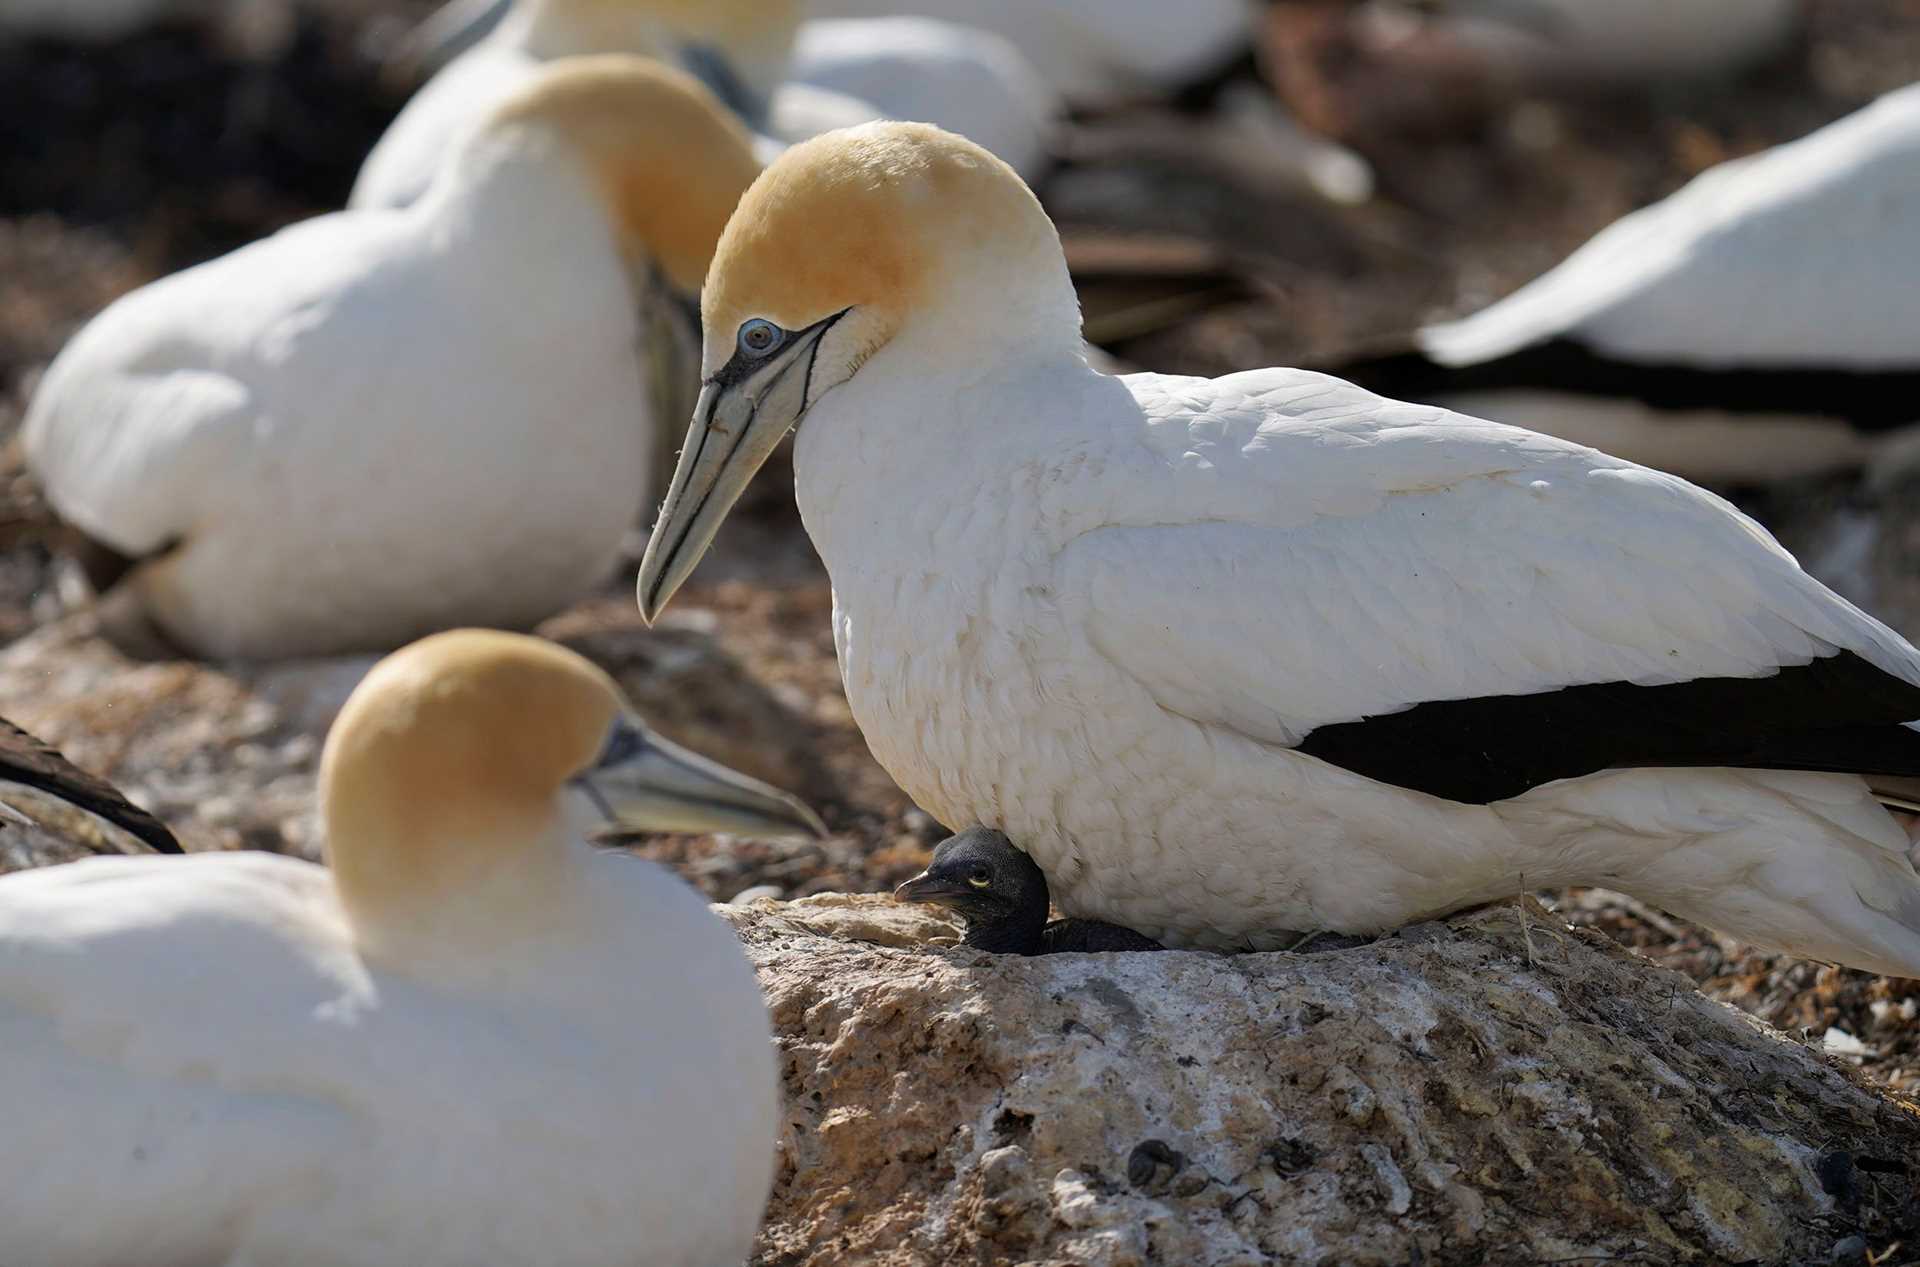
left=968, top=869, right=991, bottom=888
left=738, top=318, right=785, bottom=359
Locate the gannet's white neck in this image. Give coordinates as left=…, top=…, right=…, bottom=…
left=417, top=127, right=635, bottom=296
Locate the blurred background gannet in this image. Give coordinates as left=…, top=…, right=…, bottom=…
left=800, top=0, right=1258, bottom=104
left=637, top=122, right=1920, bottom=980
left=362, top=0, right=1056, bottom=211
left=1327, top=82, right=1920, bottom=487
left=0, top=629, right=787, bottom=1267
left=24, top=57, right=760, bottom=660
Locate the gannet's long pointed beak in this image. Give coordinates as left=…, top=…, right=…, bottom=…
left=637, top=314, right=843, bottom=623
left=572, top=717, right=826, bottom=841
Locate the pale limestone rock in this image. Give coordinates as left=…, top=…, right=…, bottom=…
left=733, top=896, right=1920, bottom=1266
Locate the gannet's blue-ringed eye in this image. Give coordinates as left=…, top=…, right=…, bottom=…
left=738, top=318, right=786, bottom=359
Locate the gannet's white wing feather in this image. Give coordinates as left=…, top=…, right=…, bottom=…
left=1420, top=84, right=1920, bottom=370
left=351, top=44, right=535, bottom=210
left=0, top=854, right=371, bottom=1263
left=1056, top=369, right=1920, bottom=755
left=22, top=212, right=415, bottom=560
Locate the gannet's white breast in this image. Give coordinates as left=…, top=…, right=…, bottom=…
left=1423, top=84, right=1920, bottom=372
left=801, top=0, right=1253, bottom=101
left=0, top=848, right=776, bottom=1267
left=25, top=150, right=648, bottom=658
left=785, top=18, right=1056, bottom=181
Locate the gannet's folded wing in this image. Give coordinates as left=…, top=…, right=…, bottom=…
left=1055, top=369, right=1920, bottom=803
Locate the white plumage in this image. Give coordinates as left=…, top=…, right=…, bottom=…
left=1337, top=84, right=1920, bottom=483
left=1422, top=84, right=1920, bottom=372
left=26, top=58, right=759, bottom=659
left=778, top=17, right=1056, bottom=182
left=801, top=0, right=1256, bottom=103
left=358, top=0, right=1054, bottom=211
left=0, top=630, right=782, bottom=1267
left=639, top=122, right=1920, bottom=979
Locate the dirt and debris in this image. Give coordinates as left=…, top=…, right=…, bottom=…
left=2, top=0, right=1919, bottom=1110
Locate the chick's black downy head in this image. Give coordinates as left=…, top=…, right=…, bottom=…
left=894, top=827, right=1050, bottom=953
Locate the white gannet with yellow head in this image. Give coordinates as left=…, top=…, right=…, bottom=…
left=357, top=0, right=801, bottom=210
left=0, top=629, right=801, bottom=1266
left=361, top=0, right=1056, bottom=211
left=638, top=121, right=1920, bottom=979
left=25, top=57, right=759, bottom=661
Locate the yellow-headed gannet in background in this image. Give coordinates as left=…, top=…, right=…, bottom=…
left=0, top=629, right=795, bottom=1266
left=360, top=0, right=1055, bottom=212
left=0, top=717, right=181, bottom=869
left=1330, top=82, right=1920, bottom=487
left=637, top=121, right=1920, bottom=979
left=25, top=57, right=759, bottom=660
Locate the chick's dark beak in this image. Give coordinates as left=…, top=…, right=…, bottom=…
left=894, top=871, right=976, bottom=906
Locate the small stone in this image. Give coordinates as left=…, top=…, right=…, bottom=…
left=1126, top=1139, right=1184, bottom=1191
left=1830, top=1235, right=1868, bottom=1265
left=730, top=884, right=783, bottom=905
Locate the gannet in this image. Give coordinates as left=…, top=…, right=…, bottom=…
left=0, top=629, right=789, bottom=1266
left=637, top=121, right=1920, bottom=979
left=360, top=0, right=1054, bottom=211
left=801, top=0, right=1257, bottom=103
left=777, top=18, right=1055, bottom=183
left=25, top=57, right=760, bottom=660
left=0, top=717, right=180, bottom=868
left=1329, top=83, right=1920, bottom=486
left=355, top=0, right=799, bottom=210
left=896, top=827, right=1165, bottom=955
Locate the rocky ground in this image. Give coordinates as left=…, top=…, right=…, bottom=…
left=2, top=0, right=1919, bottom=1128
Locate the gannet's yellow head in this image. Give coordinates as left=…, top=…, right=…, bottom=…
left=522, top=0, right=800, bottom=125
left=636, top=122, right=1081, bottom=620
left=320, top=630, right=822, bottom=941
left=483, top=56, right=761, bottom=293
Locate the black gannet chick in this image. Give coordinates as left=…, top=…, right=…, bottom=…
left=896, top=827, right=1165, bottom=955
left=25, top=58, right=760, bottom=659
left=636, top=121, right=1920, bottom=979
left=0, top=629, right=792, bottom=1265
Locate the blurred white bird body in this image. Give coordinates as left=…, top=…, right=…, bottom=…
left=1335, top=83, right=1920, bottom=483
left=28, top=60, right=759, bottom=659
left=639, top=123, right=1920, bottom=978
left=0, top=630, right=786, bottom=1266
left=361, top=0, right=1054, bottom=210
left=779, top=17, right=1055, bottom=181
left=1423, top=84, right=1920, bottom=372
left=802, top=0, right=1255, bottom=101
